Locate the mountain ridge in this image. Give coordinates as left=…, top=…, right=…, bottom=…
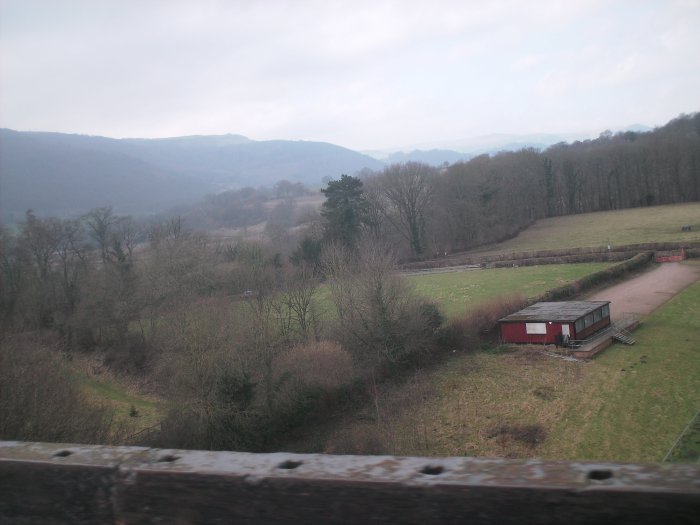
left=0, top=129, right=383, bottom=222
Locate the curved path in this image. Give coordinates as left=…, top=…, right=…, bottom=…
left=585, top=262, right=700, bottom=320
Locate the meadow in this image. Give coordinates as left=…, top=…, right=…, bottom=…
left=407, top=263, right=612, bottom=318
left=470, top=202, right=700, bottom=255
left=319, top=265, right=700, bottom=462
left=542, top=273, right=700, bottom=462
left=70, top=354, right=162, bottom=440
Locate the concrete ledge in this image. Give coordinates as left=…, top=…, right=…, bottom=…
left=569, top=320, right=640, bottom=359
left=2, top=441, right=700, bottom=524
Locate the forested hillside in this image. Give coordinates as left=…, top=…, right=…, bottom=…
left=362, top=113, right=700, bottom=259
left=0, top=129, right=383, bottom=222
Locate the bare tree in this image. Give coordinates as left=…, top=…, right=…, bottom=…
left=323, top=238, right=439, bottom=368
left=20, top=211, right=64, bottom=283
left=280, top=265, right=320, bottom=342
left=116, top=217, right=143, bottom=261
left=83, top=207, right=120, bottom=263
left=375, top=162, right=435, bottom=257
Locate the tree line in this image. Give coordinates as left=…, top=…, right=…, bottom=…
left=343, top=113, right=699, bottom=260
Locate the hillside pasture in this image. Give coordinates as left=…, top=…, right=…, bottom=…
left=470, top=202, right=700, bottom=256
left=542, top=270, right=700, bottom=462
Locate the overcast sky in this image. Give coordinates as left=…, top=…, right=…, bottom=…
left=1, top=0, right=699, bottom=151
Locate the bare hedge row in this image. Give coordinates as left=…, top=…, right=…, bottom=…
left=400, top=241, right=699, bottom=271
left=537, top=252, right=653, bottom=302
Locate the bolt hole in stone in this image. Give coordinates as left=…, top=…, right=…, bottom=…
left=53, top=450, right=73, bottom=458
left=420, top=465, right=444, bottom=476
left=157, top=454, right=180, bottom=463
left=587, top=469, right=613, bottom=481
left=278, top=460, right=303, bottom=470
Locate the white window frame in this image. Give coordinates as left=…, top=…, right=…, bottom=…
left=525, top=322, right=547, bottom=335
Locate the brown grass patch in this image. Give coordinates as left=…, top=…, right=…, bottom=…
left=274, top=340, right=353, bottom=390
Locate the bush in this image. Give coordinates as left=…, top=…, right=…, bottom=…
left=324, top=241, right=443, bottom=369
left=0, top=334, right=113, bottom=443
left=273, top=341, right=353, bottom=392
left=256, top=341, right=359, bottom=437
left=440, top=294, right=527, bottom=350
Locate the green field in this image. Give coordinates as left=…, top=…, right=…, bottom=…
left=70, top=357, right=162, bottom=440
left=408, top=263, right=612, bottom=318
left=665, top=411, right=700, bottom=463
left=542, top=275, right=700, bottom=462
left=79, top=375, right=161, bottom=427
left=320, top=266, right=700, bottom=462
left=471, top=202, right=700, bottom=255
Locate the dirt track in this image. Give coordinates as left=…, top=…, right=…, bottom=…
left=585, top=262, right=700, bottom=320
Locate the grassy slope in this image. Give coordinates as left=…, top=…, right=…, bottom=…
left=330, top=346, right=589, bottom=458
left=79, top=375, right=161, bottom=429
left=470, top=202, right=700, bottom=255
left=542, top=272, right=700, bottom=462
left=349, top=265, right=700, bottom=461
left=407, top=263, right=611, bottom=318
left=69, top=355, right=162, bottom=438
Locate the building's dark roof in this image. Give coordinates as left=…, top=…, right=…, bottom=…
left=498, top=301, right=610, bottom=323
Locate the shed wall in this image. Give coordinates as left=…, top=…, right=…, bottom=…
left=574, top=316, right=611, bottom=340
left=500, top=321, right=574, bottom=344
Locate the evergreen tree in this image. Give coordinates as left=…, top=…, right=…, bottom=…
left=320, top=175, right=370, bottom=248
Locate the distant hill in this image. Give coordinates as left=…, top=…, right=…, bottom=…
left=0, top=129, right=208, bottom=223
left=416, top=132, right=593, bottom=155
left=0, top=129, right=383, bottom=222
left=385, top=149, right=473, bottom=166
left=365, top=132, right=598, bottom=164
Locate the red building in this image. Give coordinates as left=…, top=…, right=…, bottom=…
left=498, top=301, right=611, bottom=344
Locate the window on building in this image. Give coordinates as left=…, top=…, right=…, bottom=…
left=526, top=322, right=547, bottom=334
left=593, top=309, right=602, bottom=322
left=575, top=319, right=584, bottom=333
left=584, top=314, right=593, bottom=327
left=602, top=304, right=610, bottom=318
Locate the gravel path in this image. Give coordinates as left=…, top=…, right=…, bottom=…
left=585, top=262, right=700, bottom=320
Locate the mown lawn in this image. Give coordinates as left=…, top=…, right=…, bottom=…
left=408, top=263, right=612, bottom=318
left=470, top=202, right=700, bottom=255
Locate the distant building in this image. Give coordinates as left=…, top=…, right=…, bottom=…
left=498, top=301, right=611, bottom=344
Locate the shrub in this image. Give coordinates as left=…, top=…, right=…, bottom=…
left=267, top=341, right=355, bottom=428
left=324, top=241, right=443, bottom=369
left=0, top=334, right=113, bottom=444
left=440, top=294, right=527, bottom=350
left=273, top=341, right=354, bottom=391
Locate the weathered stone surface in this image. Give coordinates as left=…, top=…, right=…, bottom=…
left=1, top=441, right=699, bottom=524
